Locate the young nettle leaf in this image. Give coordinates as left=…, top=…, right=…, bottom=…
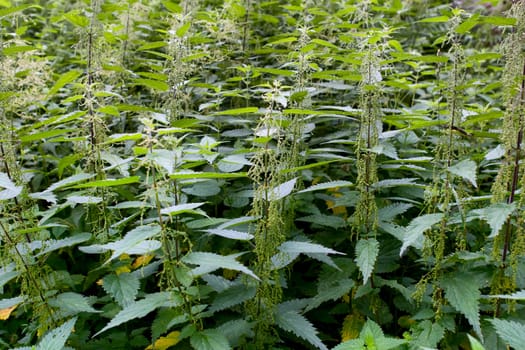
left=278, top=241, right=344, bottom=255
left=440, top=272, right=482, bottom=338
left=490, top=319, right=525, bottom=350
left=275, top=310, right=328, bottom=350
left=263, top=177, right=298, bottom=201
left=208, top=284, right=256, bottom=313
left=94, top=292, right=179, bottom=337
left=204, top=228, right=254, bottom=240
left=48, top=292, right=99, bottom=315
left=467, top=334, right=486, bottom=350
left=182, top=252, right=259, bottom=280
left=102, top=273, right=140, bottom=307
left=79, top=225, right=161, bottom=263
left=469, top=203, right=516, bottom=238
left=0, top=172, right=22, bottom=200
left=448, top=159, right=477, bottom=188
left=298, top=180, right=353, bottom=193
left=190, top=329, right=231, bottom=350
left=489, top=289, right=525, bottom=300
left=354, top=238, right=379, bottom=285
left=400, top=213, right=444, bottom=256
left=37, top=317, right=77, bottom=350
left=47, top=70, right=82, bottom=96
left=160, top=202, right=206, bottom=216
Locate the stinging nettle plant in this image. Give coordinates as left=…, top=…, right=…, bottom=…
left=2, top=1, right=525, bottom=350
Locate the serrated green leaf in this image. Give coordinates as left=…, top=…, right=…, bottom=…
left=467, top=334, right=485, bottom=350
left=79, top=225, right=161, bottom=262
left=355, top=238, right=379, bottom=285
left=160, top=202, right=205, bottom=215
left=208, top=284, right=256, bottom=313
left=441, top=272, right=481, bottom=338
left=162, top=0, right=182, bottom=13
left=48, top=292, right=99, bottom=314
left=204, top=228, right=253, bottom=240
left=70, top=176, right=140, bottom=188
left=469, top=203, right=515, bottom=238
left=94, top=292, right=179, bottom=337
left=214, top=107, right=258, bottom=115
left=448, top=159, right=477, bottom=187
left=0, top=264, right=19, bottom=290
left=134, top=78, right=169, bottom=92
left=169, top=172, right=248, bottom=179
left=0, top=296, right=24, bottom=309
left=263, top=177, right=297, bottom=200
left=489, top=289, right=525, bottom=300
left=455, top=13, right=480, bottom=34
left=0, top=172, right=22, bottom=200
left=176, top=22, right=191, bottom=37
left=275, top=310, right=328, bottom=350
left=190, top=329, right=231, bottom=350
left=38, top=317, right=77, bottom=350
left=298, top=180, right=353, bottom=193
left=182, top=252, right=259, bottom=280
left=279, top=241, right=344, bottom=255
left=19, top=128, right=75, bottom=143
left=103, top=273, right=140, bottom=307
left=332, top=339, right=365, bottom=350
left=400, top=213, right=443, bottom=256
left=48, top=70, right=82, bottom=96
left=0, top=4, right=40, bottom=17
left=36, top=233, right=92, bottom=257
left=419, top=15, right=449, bottom=23
left=490, top=319, right=525, bottom=350
left=2, top=45, right=36, bottom=55
left=216, top=319, right=253, bottom=347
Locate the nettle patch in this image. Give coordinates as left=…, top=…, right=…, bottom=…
left=0, top=0, right=525, bottom=349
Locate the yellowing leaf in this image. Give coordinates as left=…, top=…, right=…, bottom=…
left=115, top=266, right=131, bottom=275
left=132, top=254, right=154, bottom=269
left=341, top=312, right=364, bottom=342
left=146, top=331, right=180, bottom=350
left=0, top=304, right=17, bottom=320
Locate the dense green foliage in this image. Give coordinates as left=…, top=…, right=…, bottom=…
left=1, top=0, right=525, bottom=349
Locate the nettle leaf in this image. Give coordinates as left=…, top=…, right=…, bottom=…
left=275, top=310, right=328, bottom=350
left=469, top=203, right=515, bottom=238
left=279, top=241, right=344, bottom=255
left=263, top=177, right=297, bottom=201
left=190, top=329, right=231, bottom=350
left=490, top=319, right=525, bottom=350
left=467, top=334, right=486, bottom=350
left=354, top=238, right=379, bottom=284
left=0, top=172, right=22, bottom=200
left=440, top=272, right=481, bottom=338
left=38, top=317, right=77, bottom=350
left=400, top=213, right=444, bottom=256
left=204, top=228, right=254, bottom=240
left=182, top=252, right=259, bottom=280
left=160, top=202, right=206, bottom=216
left=94, top=292, right=179, bottom=337
left=489, top=289, right=525, bottom=300
left=79, top=225, right=161, bottom=262
left=48, top=70, right=82, bottom=96
left=216, top=319, right=254, bottom=347
left=48, top=292, right=99, bottom=314
left=360, top=319, right=406, bottom=350
left=102, top=273, right=140, bottom=307
left=208, top=284, right=256, bottom=313
left=36, top=233, right=91, bottom=257
left=298, top=180, right=353, bottom=193
left=448, top=159, right=477, bottom=188
left=0, top=264, right=20, bottom=289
